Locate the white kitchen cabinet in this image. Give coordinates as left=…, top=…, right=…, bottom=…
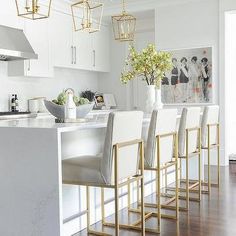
left=91, top=26, right=110, bottom=72
left=73, top=31, right=91, bottom=70
left=51, top=11, right=74, bottom=69
left=51, top=11, right=91, bottom=71
left=51, top=10, right=110, bottom=72
left=8, top=18, right=53, bottom=78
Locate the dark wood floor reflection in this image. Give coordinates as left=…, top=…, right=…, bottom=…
left=78, top=164, right=236, bottom=236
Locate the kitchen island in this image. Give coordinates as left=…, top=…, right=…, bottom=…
left=0, top=112, right=202, bottom=236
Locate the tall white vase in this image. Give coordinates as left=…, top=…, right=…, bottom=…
left=145, top=85, right=155, bottom=113
left=153, top=86, right=163, bottom=110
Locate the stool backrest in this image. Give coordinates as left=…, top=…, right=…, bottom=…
left=145, top=109, right=178, bottom=167
left=201, top=105, right=219, bottom=147
left=178, top=107, right=201, bottom=157
left=101, top=111, right=143, bottom=184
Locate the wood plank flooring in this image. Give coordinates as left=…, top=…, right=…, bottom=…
left=78, top=164, right=236, bottom=236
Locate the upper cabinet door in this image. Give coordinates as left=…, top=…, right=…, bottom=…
left=73, top=31, right=92, bottom=71
left=92, top=26, right=110, bottom=72
left=24, top=18, right=53, bottom=77
left=51, top=11, right=74, bottom=69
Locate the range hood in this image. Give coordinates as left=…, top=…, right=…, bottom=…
left=0, top=25, right=38, bottom=61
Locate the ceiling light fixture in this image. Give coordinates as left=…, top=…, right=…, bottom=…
left=71, top=0, right=103, bottom=33
left=15, top=0, right=52, bottom=20
left=111, top=0, right=136, bottom=42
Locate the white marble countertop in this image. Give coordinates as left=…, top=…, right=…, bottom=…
left=0, top=112, right=152, bottom=132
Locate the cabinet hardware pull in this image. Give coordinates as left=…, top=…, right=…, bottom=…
left=93, top=50, right=95, bottom=67
left=28, top=60, right=30, bottom=71
left=71, top=46, right=74, bottom=64
left=74, top=46, right=77, bottom=64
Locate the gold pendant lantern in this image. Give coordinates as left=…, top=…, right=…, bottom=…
left=112, top=0, right=136, bottom=42
left=15, top=0, right=52, bottom=20
left=71, top=0, right=103, bottom=33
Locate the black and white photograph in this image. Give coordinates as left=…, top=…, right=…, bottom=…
left=161, top=47, right=213, bottom=104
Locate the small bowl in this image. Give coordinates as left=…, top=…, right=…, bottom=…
left=44, top=100, right=94, bottom=119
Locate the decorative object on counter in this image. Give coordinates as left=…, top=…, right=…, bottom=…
left=45, top=89, right=93, bottom=120
left=64, top=89, right=76, bottom=120
left=15, top=94, right=19, bottom=112
left=94, top=93, right=117, bottom=110
left=71, top=0, right=103, bottom=33
left=55, top=118, right=86, bottom=123
left=36, top=97, right=47, bottom=112
left=15, top=0, right=52, bottom=20
left=28, top=98, right=39, bottom=113
left=103, top=93, right=117, bottom=109
left=161, top=47, right=213, bottom=104
left=52, top=90, right=90, bottom=106
left=121, top=44, right=172, bottom=112
left=81, top=90, right=95, bottom=102
left=112, top=0, right=136, bottom=42
left=44, top=101, right=94, bottom=120
left=10, top=94, right=19, bottom=112
left=28, top=97, right=47, bottom=113
left=94, top=93, right=105, bottom=108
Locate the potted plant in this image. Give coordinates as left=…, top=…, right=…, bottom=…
left=121, top=44, right=172, bottom=112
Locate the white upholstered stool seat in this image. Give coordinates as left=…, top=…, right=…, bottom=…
left=62, top=155, right=106, bottom=186
left=62, top=111, right=145, bottom=236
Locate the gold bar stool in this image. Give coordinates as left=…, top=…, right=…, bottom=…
left=165, top=107, right=202, bottom=211
left=201, top=105, right=220, bottom=194
left=130, top=109, right=179, bottom=233
left=62, top=111, right=145, bottom=236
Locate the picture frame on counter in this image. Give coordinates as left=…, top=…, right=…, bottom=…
left=161, top=46, right=214, bottom=105
left=94, top=94, right=105, bottom=108
left=94, top=93, right=117, bottom=109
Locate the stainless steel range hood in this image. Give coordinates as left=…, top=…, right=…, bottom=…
left=0, top=25, right=38, bottom=61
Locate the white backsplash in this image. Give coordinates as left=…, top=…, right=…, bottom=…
left=0, top=62, right=99, bottom=112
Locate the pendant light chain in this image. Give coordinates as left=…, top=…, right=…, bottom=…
left=122, top=0, right=125, bottom=13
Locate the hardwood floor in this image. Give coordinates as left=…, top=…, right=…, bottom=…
left=78, top=164, right=236, bottom=236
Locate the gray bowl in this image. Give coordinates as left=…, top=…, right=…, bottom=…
left=44, top=100, right=94, bottom=119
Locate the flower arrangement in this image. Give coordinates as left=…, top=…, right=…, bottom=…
left=121, top=44, right=172, bottom=89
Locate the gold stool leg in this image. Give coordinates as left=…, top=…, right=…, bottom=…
left=207, top=125, right=211, bottom=194
left=140, top=144, right=145, bottom=236
left=157, top=136, right=161, bottom=232
left=101, top=188, right=105, bottom=225
left=217, top=124, right=220, bottom=188
left=86, top=186, right=91, bottom=233
left=186, top=129, right=189, bottom=210
left=114, top=145, right=119, bottom=236
left=114, top=186, right=119, bottom=236
left=175, top=134, right=179, bottom=219
left=198, top=128, right=202, bottom=201
left=128, top=179, right=131, bottom=211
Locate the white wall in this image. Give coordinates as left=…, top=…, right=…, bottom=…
left=0, top=63, right=99, bottom=112
left=156, top=0, right=219, bottom=104
left=98, top=37, right=129, bottom=110
left=220, top=0, right=236, bottom=163
left=225, top=13, right=236, bottom=156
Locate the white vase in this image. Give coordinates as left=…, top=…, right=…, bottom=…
left=153, top=86, right=163, bottom=110
left=145, top=85, right=155, bottom=113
